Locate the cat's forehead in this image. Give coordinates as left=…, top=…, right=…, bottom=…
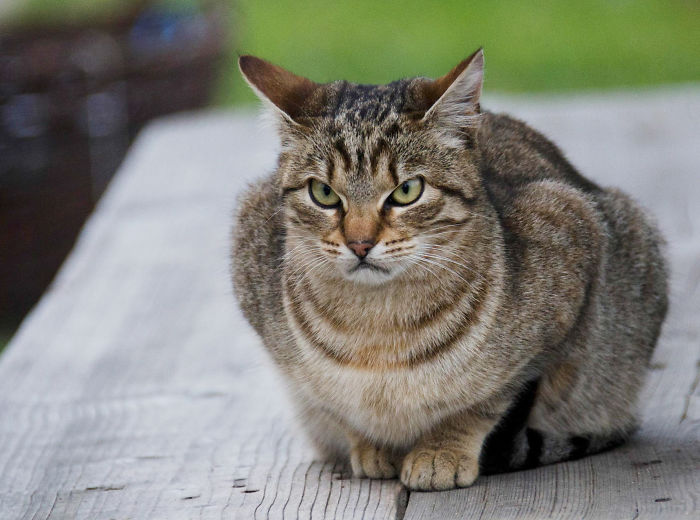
left=324, top=80, right=411, bottom=123
left=309, top=80, right=422, bottom=164
left=317, top=122, right=400, bottom=202
left=318, top=77, right=437, bottom=127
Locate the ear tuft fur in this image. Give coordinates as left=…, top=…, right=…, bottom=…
left=422, top=49, right=484, bottom=131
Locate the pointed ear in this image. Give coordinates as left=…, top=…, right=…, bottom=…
left=421, top=49, right=484, bottom=129
left=239, top=55, right=321, bottom=124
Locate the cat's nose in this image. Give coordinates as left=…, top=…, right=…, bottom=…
left=348, top=241, right=374, bottom=258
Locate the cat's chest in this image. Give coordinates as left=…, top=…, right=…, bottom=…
left=284, top=313, right=492, bottom=444
left=294, top=356, right=462, bottom=444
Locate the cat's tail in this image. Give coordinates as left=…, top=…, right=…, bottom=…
left=479, top=379, right=630, bottom=475
left=480, top=426, right=628, bottom=475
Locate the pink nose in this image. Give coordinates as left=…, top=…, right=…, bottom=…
left=348, top=241, right=374, bottom=258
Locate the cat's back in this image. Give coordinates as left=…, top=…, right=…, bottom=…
left=478, top=111, right=601, bottom=199
left=477, top=110, right=668, bottom=340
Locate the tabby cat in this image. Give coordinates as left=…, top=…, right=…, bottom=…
left=231, top=49, right=668, bottom=490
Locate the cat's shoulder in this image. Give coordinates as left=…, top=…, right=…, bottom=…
left=477, top=111, right=600, bottom=196
left=477, top=112, right=606, bottom=259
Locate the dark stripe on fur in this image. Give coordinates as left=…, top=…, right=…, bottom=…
left=370, top=138, right=387, bottom=173
left=524, top=428, right=544, bottom=469
left=404, top=278, right=489, bottom=367
left=480, top=379, right=540, bottom=474
left=570, top=436, right=590, bottom=460
left=284, top=272, right=490, bottom=368
left=300, top=268, right=479, bottom=337
left=334, top=139, right=351, bottom=171
left=434, top=183, right=478, bottom=207
left=281, top=185, right=304, bottom=197
left=482, top=420, right=630, bottom=475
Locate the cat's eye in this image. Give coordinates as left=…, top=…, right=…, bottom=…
left=388, top=178, right=423, bottom=206
left=309, top=179, right=341, bottom=208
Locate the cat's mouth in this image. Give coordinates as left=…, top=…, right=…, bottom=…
left=349, top=260, right=390, bottom=275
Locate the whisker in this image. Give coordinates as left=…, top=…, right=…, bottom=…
left=424, top=223, right=467, bottom=233
left=414, top=234, right=458, bottom=245
left=282, top=241, right=317, bottom=263
left=284, top=235, right=321, bottom=241
left=408, top=257, right=443, bottom=284
left=383, top=252, right=415, bottom=260
left=420, top=251, right=481, bottom=278
left=414, top=255, right=477, bottom=289
left=425, top=244, right=490, bottom=266
left=284, top=245, right=323, bottom=270
left=288, top=256, right=328, bottom=284
left=264, top=206, right=285, bottom=224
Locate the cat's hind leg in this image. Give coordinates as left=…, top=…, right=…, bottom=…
left=480, top=424, right=629, bottom=475
left=479, top=374, right=633, bottom=474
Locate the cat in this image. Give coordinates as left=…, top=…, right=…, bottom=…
left=231, top=49, right=668, bottom=491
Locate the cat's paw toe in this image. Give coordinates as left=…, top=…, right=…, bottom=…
left=350, top=444, right=397, bottom=479
left=400, top=449, right=479, bottom=491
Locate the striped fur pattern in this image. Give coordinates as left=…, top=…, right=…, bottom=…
left=231, top=50, right=669, bottom=490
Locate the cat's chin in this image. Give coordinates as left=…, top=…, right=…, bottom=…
left=343, top=263, right=396, bottom=285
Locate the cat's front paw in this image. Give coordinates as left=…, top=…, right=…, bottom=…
left=400, top=448, right=479, bottom=490
left=350, top=442, right=397, bottom=479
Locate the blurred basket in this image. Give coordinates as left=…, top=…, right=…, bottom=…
left=0, top=3, right=227, bottom=319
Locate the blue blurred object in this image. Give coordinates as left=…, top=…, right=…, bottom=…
left=129, top=7, right=190, bottom=53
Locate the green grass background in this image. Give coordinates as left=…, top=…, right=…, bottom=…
left=222, top=0, right=699, bottom=105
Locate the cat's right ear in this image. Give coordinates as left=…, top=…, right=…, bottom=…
left=419, top=49, right=484, bottom=132
left=239, top=55, right=320, bottom=126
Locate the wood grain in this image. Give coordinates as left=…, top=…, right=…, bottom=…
left=0, top=88, right=698, bottom=519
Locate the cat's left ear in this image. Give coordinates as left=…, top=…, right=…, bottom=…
left=421, top=48, right=484, bottom=130
left=239, top=55, right=321, bottom=126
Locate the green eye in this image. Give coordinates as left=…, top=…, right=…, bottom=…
left=389, top=178, right=423, bottom=206
left=309, top=179, right=341, bottom=208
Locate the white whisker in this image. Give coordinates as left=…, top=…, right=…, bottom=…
left=414, top=254, right=477, bottom=289
left=420, top=251, right=481, bottom=279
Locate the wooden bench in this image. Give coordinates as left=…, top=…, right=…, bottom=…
left=1, top=88, right=698, bottom=519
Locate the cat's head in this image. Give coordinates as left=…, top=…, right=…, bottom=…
left=240, top=50, right=489, bottom=286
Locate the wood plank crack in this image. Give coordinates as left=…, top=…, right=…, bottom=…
left=394, top=487, right=409, bottom=520
left=679, top=359, right=700, bottom=423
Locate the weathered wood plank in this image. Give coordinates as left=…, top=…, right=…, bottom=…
left=404, top=88, right=700, bottom=520
left=0, top=88, right=698, bottom=519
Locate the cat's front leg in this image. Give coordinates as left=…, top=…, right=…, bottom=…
left=347, top=431, right=399, bottom=479
left=400, top=409, right=500, bottom=491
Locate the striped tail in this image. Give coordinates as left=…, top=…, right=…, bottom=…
left=479, top=379, right=628, bottom=475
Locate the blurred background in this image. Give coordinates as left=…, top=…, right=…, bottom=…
left=1, top=0, right=698, bottom=350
